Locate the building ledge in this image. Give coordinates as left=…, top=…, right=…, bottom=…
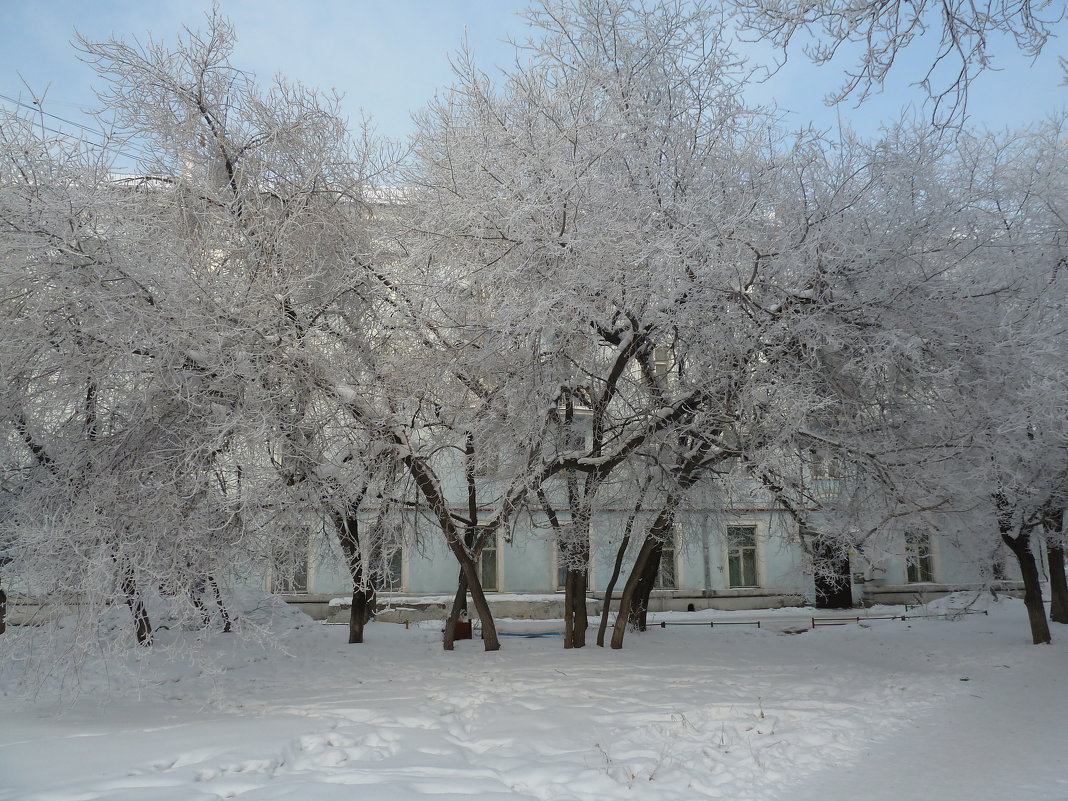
left=864, top=582, right=1024, bottom=594
left=593, top=588, right=806, bottom=601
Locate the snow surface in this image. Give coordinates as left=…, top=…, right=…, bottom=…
left=2, top=596, right=1067, bottom=801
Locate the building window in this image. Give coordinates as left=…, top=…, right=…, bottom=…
left=470, top=447, right=501, bottom=478
left=656, top=537, right=677, bottom=589
left=988, top=542, right=1007, bottom=581
left=272, top=549, right=309, bottom=594
left=653, top=345, right=672, bottom=379
left=387, top=548, right=403, bottom=589
left=809, top=449, right=842, bottom=479
left=555, top=541, right=567, bottom=591
left=905, top=531, right=934, bottom=583
left=727, top=526, right=758, bottom=588
left=991, top=556, right=1007, bottom=581
left=372, top=546, right=404, bottom=592
left=477, top=536, right=499, bottom=592
left=559, top=408, right=591, bottom=453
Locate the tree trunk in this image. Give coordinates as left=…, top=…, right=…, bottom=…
left=190, top=586, right=212, bottom=627
left=563, top=567, right=575, bottom=649
left=812, top=538, right=853, bottom=609
left=349, top=588, right=375, bottom=644
left=1042, top=509, right=1068, bottom=624
left=563, top=565, right=590, bottom=648
left=460, top=553, right=499, bottom=651
left=596, top=484, right=650, bottom=647
left=402, top=452, right=500, bottom=650
left=610, top=534, right=660, bottom=649
left=597, top=534, right=632, bottom=647
left=335, top=511, right=373, bottom=644
left=443, top=570, right=469, bottom=651
left=562, top=514, right=592, bottom=649
left=120, top=568, right=152, bottom=647
left=207, top=576, right=233, bottom=632
left=1048, top=543, right=1068, bottom=624
left=0, top=588, right=6, bottom=636
left=611, top=502, right=678, bottom=649
left=629, top=540, right=662, bottom=631
left=1002, top=531, right=1051, bottom=644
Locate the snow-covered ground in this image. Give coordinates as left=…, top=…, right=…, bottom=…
left=2, top=595, right=1066, bottom=801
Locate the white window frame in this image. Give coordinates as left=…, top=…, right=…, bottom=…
left=725, top=524, right=761, bottom=589
left=904, top=530, right=936, bottom=584
left=655, top=531, right=679, bottom=589
left=270, top=542, right=311, bottom=594
left=476, top=531, right=501, bottom=592
left=554, top=540, right=567, bottom=591
left=375, top=545, right=406, bottom=593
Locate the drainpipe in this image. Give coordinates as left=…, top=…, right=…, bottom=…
left=701, top=515, right=713, bottom=592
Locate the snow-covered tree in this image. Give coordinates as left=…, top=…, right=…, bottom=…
left=732, top=0, right=1063, bottom=122
left=927, top=120, right=1068, bottom=643
left=403, top=0, right=785, bottom=648
left=0, top=10, right=399, bottom=657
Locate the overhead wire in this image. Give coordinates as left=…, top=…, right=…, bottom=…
left=0, top=92, right=110, bottom=138
left=0, top=91, right=160, bottom=167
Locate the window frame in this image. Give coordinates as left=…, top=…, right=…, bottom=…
left=725, top=524, right=760, bottom=589
left=655, top=532, right=679, bottom=590
left=476, top=532, right=500, bottom=592
left=270, top=543, right=310, bottom=594
left=904, top=530, right=935, bottom=584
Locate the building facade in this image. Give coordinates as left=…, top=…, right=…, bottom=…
left=271, top=497, right=1032, bottom=622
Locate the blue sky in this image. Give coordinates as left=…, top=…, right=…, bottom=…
left=1, top=0, right=1065, bottom=160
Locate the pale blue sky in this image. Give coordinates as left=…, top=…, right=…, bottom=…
left=1, top=0, right=1065, bottom=162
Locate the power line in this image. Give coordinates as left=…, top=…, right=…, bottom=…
left=0, top=111, right=149, bottom=168
left=0, top=92, right=157, bottom=165
left=0, top=92, right=108, bottom=138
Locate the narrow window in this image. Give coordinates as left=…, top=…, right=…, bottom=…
left=905, top=531, right=934, bottom=583
left=372, top=547, right=404, bottom=592
left=727, top=526, right=758, bottom=588
left=387, top=548, right=403, bottom=590
left=272, top=549, right=308, bottom=594
left=810, top=449, right=842, bottom=479
left=656, top=538, right=677, bottom=589
left=653, top=345, right=672, bottom=379
left=555, top=541, right=567, bottom=591
left=478, top=537, right=499, bottom=592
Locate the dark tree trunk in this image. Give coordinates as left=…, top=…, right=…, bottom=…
left=1003, top=531, right=1052, bottom=644
left=812, top=538, right=853, bottom=609
left=628, top=540, right=663, bottom=631
left=563, top=566, right=590, bottom=648
left=190, top=586, right=212, bottom=627
left=349, top=587, right=375, bottom=643
left=446, top=436, right=478, bottom=650
left=335, top=510, right=373, bottom=644
left=0, top=588, right=6, bottom=636
left=597, top=533, right=632, bottom=647
left=1044, top=507, right=1067, bottom=624
left=562, top=514, right=592, bottom=649
left=536, top=485, right=590, bottom=648
left=1042, top=508, right=1068, bottom=624
left=608, top=439, right=715, bottom=650
left=443, top=569, right=469, bottom=650
left=120, top=569, right=152, bottom=647
left=1049, top=543, right=1068, bottom=625
left=563, top=569, right=575, bottom=648
left=596, top=479, right=652, bottom=646
left=459, top=551, right=499, bottom=651
left=612, top=500, right=681, bottom=649
left=610, top=535, right=658, bottom=649
left=402, top=451, right=499, bottom=650
left=207, top=576, right=233, bottom=632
